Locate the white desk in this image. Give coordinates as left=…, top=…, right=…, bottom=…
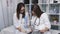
left=50, top=29, right=60, bottom=34
left=1, top=25, right=60, bottom=34
left=1, top=26, right=15, bottom=34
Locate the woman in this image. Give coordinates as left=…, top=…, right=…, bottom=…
left=31, top=4, right=51, bottom=34
left=13, top=3, right=31, bottom=34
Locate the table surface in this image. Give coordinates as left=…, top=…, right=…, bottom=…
left=1, top=25, right=60, bottom=34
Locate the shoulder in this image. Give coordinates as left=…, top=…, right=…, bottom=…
left=41, top=13, right=48, bottom=17
left=13, top=13, right=16, bottom=17
left=40, top=13, right=48, bottom=19
left=13, top=13, right=18, bottom=19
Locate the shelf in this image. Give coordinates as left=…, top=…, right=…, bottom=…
left=25, top=3, right=60, bottom=5
left=51, top=22, right=60, bottom=26
left=38, top=3, right=49, bottom=5
left=38, top=3, right=60, bottom=5
left=49, top=5, right=59, bottom=13
left=49, top=3, right=60, bottom=5
left=25, top=3, right=48, bottom=5
left=47, top=13, right=60, bottom=15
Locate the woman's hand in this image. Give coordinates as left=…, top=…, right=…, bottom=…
left=16, top=27, right=26, bottom=33
left=40, top=27, right=49, bottom=32
left=21, top=28, right=26, bottom=33
left=16, top=27, right=21, bottom=32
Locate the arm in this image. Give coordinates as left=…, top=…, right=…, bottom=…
left=40, top=27, right=49, bottom=32
left=13, top=14, right=26, bottom=33
left=13, top=14, right=21, bottom=32
left=40, top=13, right=51, bottom=32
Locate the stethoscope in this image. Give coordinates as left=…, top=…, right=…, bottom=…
left=33, top=17, right=40, bottom=26
left=31, top=17, right=40, bottom=31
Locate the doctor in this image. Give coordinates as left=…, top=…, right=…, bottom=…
left=31, top=4, right=51, bottom=34
left=13, top=3, right=31, bottom=34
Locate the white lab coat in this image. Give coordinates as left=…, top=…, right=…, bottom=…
left=31, top=13, right=51, bottom=34
left=13, top=12, right=31, bottom=34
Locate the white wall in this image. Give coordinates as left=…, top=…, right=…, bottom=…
left=0, top=0, right=5, bottom=31
left=0, top=0, right=23, bottom=31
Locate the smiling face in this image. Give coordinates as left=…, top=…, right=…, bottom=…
left=16, top=3, right=25, bottom=19
left=20, top=6, right=25, bottom=14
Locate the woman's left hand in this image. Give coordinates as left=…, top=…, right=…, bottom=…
left=40, top=27, right=49, bottom=32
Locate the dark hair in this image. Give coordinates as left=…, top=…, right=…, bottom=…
left=16, top=3, right=25, bottom=19
left=32, top=4, right=44, bottom=18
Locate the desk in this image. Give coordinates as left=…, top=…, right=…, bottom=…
left=1, top=25, right=60, bottom=34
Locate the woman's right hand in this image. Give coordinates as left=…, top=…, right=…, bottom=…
left=16, top=27, right=21, bottom=32
left=39, top=29, right=47, bottom=33
left=16, top=27, right=26, bottom=33
left=21, top=28, right=26, bottom=33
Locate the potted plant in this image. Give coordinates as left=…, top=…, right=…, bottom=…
left=52, top=17, right=58, bottom=24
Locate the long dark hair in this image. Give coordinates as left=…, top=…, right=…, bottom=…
left=32, top=4, right=44, bottom=18
left=16, top=3, right=25, bottom=19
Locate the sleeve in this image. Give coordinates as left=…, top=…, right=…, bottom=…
left=25, top=12, right=30, bottom=26
left=13, top=14, right=20, bottom=28
left=43, top=13, right=51, bottom=29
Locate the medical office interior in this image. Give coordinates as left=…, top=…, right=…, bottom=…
left=0, top=0, right=60, bottom=34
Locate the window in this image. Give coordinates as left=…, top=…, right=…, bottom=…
left=24, top=0, right=29, bottom=4
left=32, top=0, right=38, bottom=4
left=24, top=0, right=38, bottom=4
